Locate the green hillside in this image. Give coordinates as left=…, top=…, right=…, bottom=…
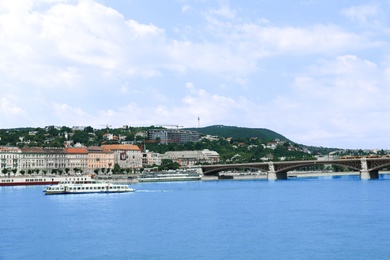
left=185, top=125, right=292, bottom=142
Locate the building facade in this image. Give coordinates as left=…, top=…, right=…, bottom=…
left=0, top=147, right=21, bottom=170
left=162, top=149, right=220, bottom=167
left=64, top=147, right=88, bottom=173
left=0, top=145, right=218, bottom=175
left=101, top=144, right=142, bottom=170
left=87, top=146, right=115, bottom=172
left=147, top=129, right=200, bottom=144
left=142, top=151, right=162, bottom=167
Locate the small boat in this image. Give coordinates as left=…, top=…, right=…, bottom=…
left=138, top=170, right=201, bottom=182
left=44, top=181, right=135, bottom=195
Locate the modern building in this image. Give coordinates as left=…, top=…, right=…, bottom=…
left=147, top=129, right=200, bottom=144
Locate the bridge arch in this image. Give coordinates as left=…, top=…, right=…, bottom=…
left=273, top=161, right=361, bottom=173
left=201, top=164, right=269, bottom=175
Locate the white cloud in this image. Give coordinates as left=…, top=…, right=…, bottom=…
left=342, top=4, right=378, bottom=25
left=277, top=55, right=390, bottom=147
left=0, top=97, right=25, bottom=117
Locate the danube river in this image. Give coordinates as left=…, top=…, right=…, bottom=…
left=1, top=176, right=390, bottom=259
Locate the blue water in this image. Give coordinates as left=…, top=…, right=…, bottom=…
left=1, top=176, right=390, bottom=259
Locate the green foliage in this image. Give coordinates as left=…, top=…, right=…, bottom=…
left=113, top=164, right=121, bottom=174
left=185, top=125, right=291, bottom=142
left=158, top=159, right=180, bottom=171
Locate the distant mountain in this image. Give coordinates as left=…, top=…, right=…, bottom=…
left=185, top=125, right=292, bottom=142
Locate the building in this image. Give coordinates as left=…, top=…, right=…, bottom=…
left=44, top=148, right=67, bottom=171
left=64, top=147, right=88, bottom=173
left=0, top=144, right=218, bottom=175
left=19, top=148, right=46, bottom=172
left=0, top=147, right=21, bottom=170
left=87, top=146, right=115, bottom=173
left=142, top=151, right=162, bottom=167
left=162, top=149, right=219, bottom=167
left=147, top=129, right=199, bottom=144
left=101, top=144, right=142, bottom=170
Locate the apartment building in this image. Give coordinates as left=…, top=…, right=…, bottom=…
left=64, top=147, right=88, bottom=173
left=142, top=151, right=162, bottom=167
left=147, top=129, right=199, bottom=144
left=87, top=146, right=115, bottom=171
left=0, top=147, right=21, bottom=170
left=101, top=144, right=142, bottom=169
left=19, top=148, right=46, bottom=171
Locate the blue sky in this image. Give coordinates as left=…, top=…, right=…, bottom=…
left=1, top=0, right=390, bottom=149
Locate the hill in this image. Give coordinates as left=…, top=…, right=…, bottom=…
left=185, top=125, right=292, bottom=142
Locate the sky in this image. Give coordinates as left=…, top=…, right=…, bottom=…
left=1, top=0, right=390, bottom=149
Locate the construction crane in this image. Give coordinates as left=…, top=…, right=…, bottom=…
left=156, top=124, right=184, bottom=129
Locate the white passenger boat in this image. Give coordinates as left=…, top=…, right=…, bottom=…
left=0, top=175, right=94, bottom=187
left=44, top=181, right=134, bottom=195
left=138, top=171, right=201, bottom=182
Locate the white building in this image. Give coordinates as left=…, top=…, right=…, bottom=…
left=162, top=149, right=219, bottom=166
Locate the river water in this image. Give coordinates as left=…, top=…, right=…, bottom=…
left=1, top=176, right=390, bottom=259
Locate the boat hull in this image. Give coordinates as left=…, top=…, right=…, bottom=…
left=138, top=171, right=202, bottom=182
left=0, top=181, right=59, bottom=186
left=138, top=177, right=201, bottom=182
left=1, top=176, right=93, bottom=187
left=45, top=190, right=135, bottom=195
left=44, top=182, right=135, bottom=195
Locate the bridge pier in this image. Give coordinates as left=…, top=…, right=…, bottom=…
left=267, top=171, right=287, bottom=180
left=360, top=170, right=379, bottom=180
left=267, top=162, right=288, bottom=180
left=360, top=158, right=379, bottom=180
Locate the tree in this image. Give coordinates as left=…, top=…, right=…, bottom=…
left=72, top=130, right=89, bottom=145
left=113, top=164, right=121, bottom=174
left=158, top=159, right=180, bottom=171
left=84, top=126, right=94, bottom=133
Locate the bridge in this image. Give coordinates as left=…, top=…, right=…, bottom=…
left=201, top=157, right=390, bottom=180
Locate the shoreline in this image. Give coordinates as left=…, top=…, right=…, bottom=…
left=2, top=171, right=389, bottom=186
left=105, top=171, right=390, bottom=184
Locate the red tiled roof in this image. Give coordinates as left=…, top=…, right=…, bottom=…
left=65, top=147, right=88, bottom=154
left=101, top=144, right=140, bottom=152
